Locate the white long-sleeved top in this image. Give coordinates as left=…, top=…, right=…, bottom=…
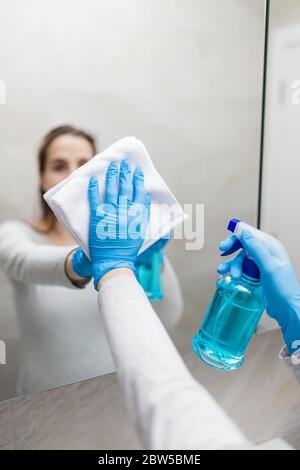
left=0, top=220, right=182, bottom=395
left=279, top=346, right=300, bottom=385
left=98, top=275, right=296, bottom=450
left=98, top=274, right=252, bottom=450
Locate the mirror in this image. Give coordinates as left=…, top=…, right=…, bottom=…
left=260, top=0, right=300, bottom=329
left=0, top=0, right=265, bottom=401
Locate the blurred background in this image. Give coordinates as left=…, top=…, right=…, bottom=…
left=0, top=0, right=265, bottom=401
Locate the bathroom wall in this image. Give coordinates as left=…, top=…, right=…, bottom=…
left=259, top=0, right=300, bottom=331
left=261, top=0, right=300, bottom=265
left=0, top=0, right=265, bottom=400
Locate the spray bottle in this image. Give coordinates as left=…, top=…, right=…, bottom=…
left=192, top=218, right=266, bottom=370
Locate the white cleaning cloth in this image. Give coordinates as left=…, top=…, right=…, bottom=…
left=44, top=136, right=187, bottom=257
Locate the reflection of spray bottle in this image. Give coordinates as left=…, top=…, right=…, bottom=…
left=136, top=237, right=170, bottom=301
left=136, top=250, right=164, bottom=300
left=192, top=219, right=266, bottom=370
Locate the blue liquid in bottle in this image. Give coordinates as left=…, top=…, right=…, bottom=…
left=192, top=257, right=265, bottom=370
left=136, top=250, right=164, bottom=300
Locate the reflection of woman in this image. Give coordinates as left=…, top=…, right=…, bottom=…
left=0, top=125, right=182, bottom=395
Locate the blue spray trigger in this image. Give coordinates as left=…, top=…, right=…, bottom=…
left=220, top=238, right=243, bottom=256
left=227, top=218, right=241, bottom=232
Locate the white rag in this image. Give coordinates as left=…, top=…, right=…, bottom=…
left=44, top=136, right=187, bottom=257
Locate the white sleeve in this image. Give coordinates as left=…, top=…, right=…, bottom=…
left=98, top=275, right=250, bottom=450
left=150, top=256, right=183, bottom=329
left=0, top=220, right=76, bottom=287
left=279, top=345, right=300, bottom=385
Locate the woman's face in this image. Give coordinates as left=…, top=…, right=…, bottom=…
left=40, top=134, right=94, bottom=192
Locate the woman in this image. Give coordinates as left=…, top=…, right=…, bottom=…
left=0, top=125, right=183, bottom=395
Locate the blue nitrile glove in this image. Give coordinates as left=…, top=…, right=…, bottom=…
left=218, top=230, right=300, bottom=355
left=135, top=235, right=171, bottom=268
left=88, top=159, right=151, bottom=288
left=71, top=247, right=93, bottom=278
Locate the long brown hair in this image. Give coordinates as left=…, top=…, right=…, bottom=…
left=38, top=125, right=97, bottom=233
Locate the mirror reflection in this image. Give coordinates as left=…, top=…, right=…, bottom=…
left=0, top=0, right=264, bottom=403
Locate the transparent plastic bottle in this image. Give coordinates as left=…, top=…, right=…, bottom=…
left=192, top=257, right=265, bottom=370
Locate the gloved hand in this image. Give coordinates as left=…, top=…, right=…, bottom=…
left=135, top=235, right=171, bottom=268
left=71, top=247, right=93, bottom=278
left=218, top=230, right=300, bottom=355
left=88, top=159, right=151, bottom=288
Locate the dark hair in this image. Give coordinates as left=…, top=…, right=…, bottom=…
left=38, top=125, right=97, bottom=233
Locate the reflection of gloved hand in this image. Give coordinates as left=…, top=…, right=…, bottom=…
left=218, top=230, right=300, bottom=354
left=88, top=159, right=151, bottom=288
left=71, top=247, right=93, bottom=278
left=136, top=235, right=170, bottom=268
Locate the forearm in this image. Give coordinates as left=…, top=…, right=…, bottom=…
left=279, top=345, right=300, bottom=385
left=279, top=298, right=300, bottom=355
left=0, top=219, right=91, bottom=287
left=5, top=242, right=78, bottom=287
left=98, top=272, right=249, bottom=450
